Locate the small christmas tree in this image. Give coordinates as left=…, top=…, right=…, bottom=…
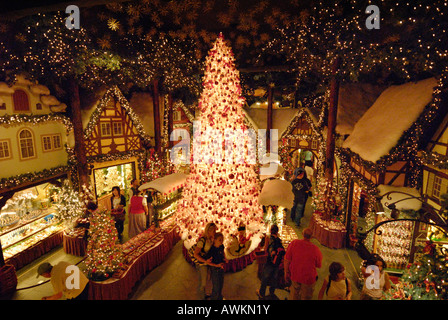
left=53, top=179, right=84, bottom=229
left=385, top=241, right=448, bottom=300
left=84, top=209, right=124, bottom=281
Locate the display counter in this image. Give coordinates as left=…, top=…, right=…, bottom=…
left=374, top=215, right=414, bottom=272
left=63, top=228, right=88, bottom=257
left=88, top=217, right=180, bottom=300
left=309, top=212, right=346, bottom=249
left=1, top=208, right=64, bottom=270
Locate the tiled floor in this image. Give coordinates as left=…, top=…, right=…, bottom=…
left=8, top=200, right=363, bottom=300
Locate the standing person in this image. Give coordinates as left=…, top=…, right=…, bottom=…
left=192, top=222, right=217, bottom=300
left=37, top=261, right=89, bottom=300
left=318, top=262, right=352, bottom=300
left=76, top=201, right=97, bottom=241
left=128, top=178, right=139, bottom=199
left=204, top=232, right=227, bottom=300
left=304, top=160, right=315, bottom=184
left=290, top=168, right=312, bottom=226
left=128, top=189, right=148, bottom=239
left=284, top=228, right=322, bottom=300
left=110, top=186, right=126, bottom=242
left=256, top=224, right=285, bottom=300
left=360, top=255, right=391, bottom=300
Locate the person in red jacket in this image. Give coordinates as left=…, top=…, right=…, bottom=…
left=284, top=228, right=322, bottom=300
left=128, top=190, right=148, bottom=239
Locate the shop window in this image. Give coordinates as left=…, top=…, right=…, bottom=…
left=0, top=140, right=11, bottom=160
left=18, top=129, right=35, bottom=159
left=112, top=121, right=123, bottom=136
left=101, top=122, right=111, bottom=136
left=13, top=89, right=30, bottom=112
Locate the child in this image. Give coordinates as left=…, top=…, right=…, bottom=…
left=204, top=232, right=227, bottom=300
left=234, top=223, right=251, bottom=255
left=318, top=262, right=352, bottom=300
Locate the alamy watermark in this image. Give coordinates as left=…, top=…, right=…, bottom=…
left=65, top=5, right=80, bottom=30
left=170, top=121, right=279, bottom=176
left=365, top=265, right=381, bottom=290
left=365, top=5, right=380, bottom=30
left=65, top=265, right=81, bottom=289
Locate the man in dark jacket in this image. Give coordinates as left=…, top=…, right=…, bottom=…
left=290, top=167, right=312, bottom=227
left=256, top=225, right=284, bottom=300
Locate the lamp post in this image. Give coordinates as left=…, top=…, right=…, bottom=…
left=355, top=191, right=448, bottom=262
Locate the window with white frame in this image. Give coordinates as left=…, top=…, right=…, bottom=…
left=101, top=122, right=111, bottom=136
left=112, top=121, right=123, bottom=136
left=53, top=134, right=62, bottom=149
left=42, top=134, right=62, bottom=152
left=428, top=172, right=448, bottom=201
left=0, top=140, right=11, bottom=160
left=18, top=129, right=35, bottom=159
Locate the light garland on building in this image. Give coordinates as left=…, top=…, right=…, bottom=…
left=83, top=86, right=151, bottom=145
left=0, top=113, right=73, bottom=133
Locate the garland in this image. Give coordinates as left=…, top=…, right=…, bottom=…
left=419, top=151, right=448, bottom=170
left=0, top=113, right=73, bottom=133
left=83, top=86, right=151, bottom=145
left=0, top=165, right=71, bottom=191
left=87, top=149, right=146, bottom=177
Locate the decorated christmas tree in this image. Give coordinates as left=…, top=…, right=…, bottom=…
left=84, top=209, right=124, bottom=281
left=176, top=34, right=264, bottom=247
left=385, top=241, right=448, bottom=300
left=53, top=179, right=85, bottom=229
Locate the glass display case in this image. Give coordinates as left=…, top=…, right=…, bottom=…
left=0, top=209, right=63, bottom=260
left=0, top=183, right=64, bottom=262
left=374, top=215, right=415, bottom=272
left=153, top=191, right=181, bottom=221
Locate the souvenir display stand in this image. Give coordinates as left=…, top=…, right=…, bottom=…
left=0, top=208, right=64, bottom=270
left=139, top=172, right=187, bottom=222
left=88, top=217, right=179, bottom=300
left=309, top=212, right=347, bottom=249
left=63, top=227, right=88, bottom=257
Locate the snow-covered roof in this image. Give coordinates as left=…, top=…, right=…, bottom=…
left=258, top=178, right=294, bottom=208
left=260, top=162, right=284, bottom=181
left=139, top=172, right=188, bottom=194
left=336, top=82, right=385, bottom=135
left=377, top=184, right=422, bottom=211
left=243, top=107, right=298, bottom=134
left=342, top=77, right=438, bottom=163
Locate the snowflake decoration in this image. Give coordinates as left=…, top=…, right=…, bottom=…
left=107, top=18, right=120, bottom=31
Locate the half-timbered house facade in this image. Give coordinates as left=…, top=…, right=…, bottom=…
left=82, top=86, right=151, bottom=204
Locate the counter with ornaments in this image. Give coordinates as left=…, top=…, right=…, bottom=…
left=87, top=216, right=180, bottom=300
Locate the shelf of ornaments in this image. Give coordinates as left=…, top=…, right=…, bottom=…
left=120, top=215, right=176, bottom=266
left=263, top=206, right=298, bottom=248
left=374, top=218, right=414, bottom=272
left=0, top=209, right=63, bottom=260
left=153, top=191, right=182, bottom=221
